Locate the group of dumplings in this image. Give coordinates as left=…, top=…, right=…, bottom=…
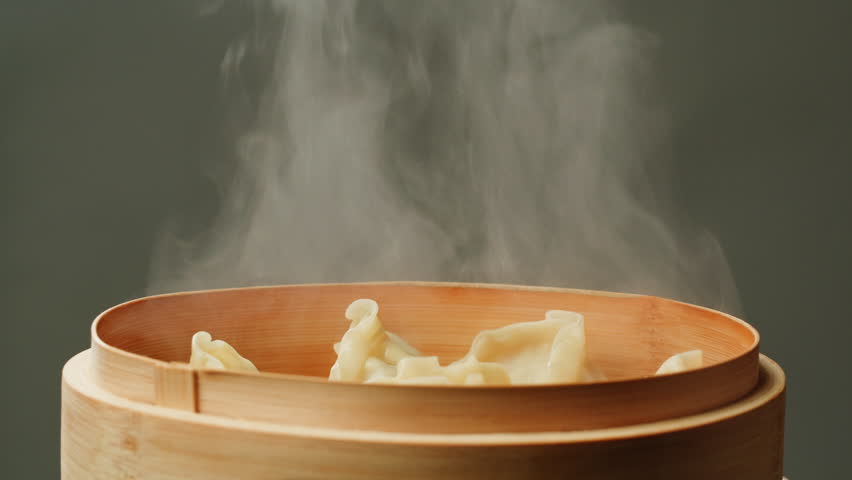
left=328, top=299, right=607, bottom=385
left=189, top=299, right=703, bottom=386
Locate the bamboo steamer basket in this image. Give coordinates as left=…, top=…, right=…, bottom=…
left=61, top=282, right=785, bottom=479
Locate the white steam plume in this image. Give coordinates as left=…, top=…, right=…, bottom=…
left=151, top=0, right=740, bottom=314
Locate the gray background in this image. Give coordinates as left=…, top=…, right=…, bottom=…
left=2, top=1, right=850, bottom=478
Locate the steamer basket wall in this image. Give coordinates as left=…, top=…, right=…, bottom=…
left=61, top=282, right=785, bottom=479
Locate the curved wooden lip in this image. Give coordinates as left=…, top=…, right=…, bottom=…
left=91, top=281, right=760, bottom=389
left=64, top=350, right=784, bottom=446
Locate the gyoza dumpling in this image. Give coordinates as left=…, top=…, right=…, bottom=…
left=190, top=331, right=258, bottom=373
left=328, top=299, right=422, bottom=382
left=655, top=349, right=703, bottom=375
left=465, top=310, right=601, bottom=384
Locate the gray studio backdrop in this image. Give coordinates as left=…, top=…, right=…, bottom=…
left=2, top=1, right=850, bottom=478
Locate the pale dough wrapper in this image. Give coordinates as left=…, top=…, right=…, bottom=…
left=188, top=301, right=703, bottom=384
left=466, top=310, right=594, bottom=384
left=328, top=299, right=422, bottom=382
left=329, top=299, right=603, bottom=386
left=655, top=349, right=703, bottom=375
left=376, top=355, right=512, bottom=386
left=190, top=331, right=258, bottom=373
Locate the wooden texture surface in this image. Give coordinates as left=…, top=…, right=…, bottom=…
left=90, top=282, right=760, bottom=433
left=61, top=350, right=785, bottom=480
left=153, top=362, right=196, bottom=411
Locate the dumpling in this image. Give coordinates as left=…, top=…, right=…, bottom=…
left=328, top=299, right=422, bottom=382
left=189, top=331, right=258, bottom=373
left=655, top=349, right=703, bottom=375
left=465, top=310, right=602, bottom=384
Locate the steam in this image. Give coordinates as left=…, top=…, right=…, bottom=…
left=151, top=0, right=740, bottom=314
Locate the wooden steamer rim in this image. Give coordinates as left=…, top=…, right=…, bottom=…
left=89, top=282, right=761, bottom=434
left=67, top=350, right=784, bottom=446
